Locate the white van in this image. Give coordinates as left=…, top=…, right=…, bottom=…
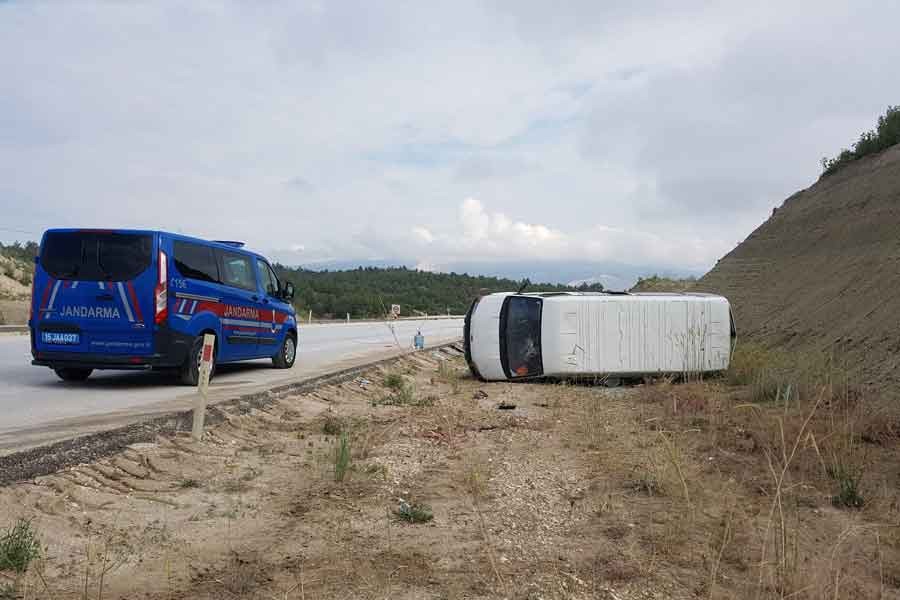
left=463, top=292, right=734, bottom=382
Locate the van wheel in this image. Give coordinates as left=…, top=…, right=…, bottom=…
left=272, top=333, right=296, bottom=369
left=55, top=368, right=93, bottom=382
left=180, top=335, right=216, bottom=386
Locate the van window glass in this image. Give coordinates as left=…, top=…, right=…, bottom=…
left=41, top=231, right=152, bottom=281
left=174, top=241, right=219, bottom=283
left=217, top=251, right=256, bottom=291
left=504, top=296, right=543, bottom=378
left=257, top=260, right=280, bottom=297
left=98, top=234, right=153, bottom=280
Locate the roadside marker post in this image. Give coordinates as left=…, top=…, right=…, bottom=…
left=192, top=333, right=215, bottom=441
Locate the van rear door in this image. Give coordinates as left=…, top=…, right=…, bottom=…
left=34, top=230, right=155, bottom=357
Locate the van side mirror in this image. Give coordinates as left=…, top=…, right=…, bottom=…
left=282, top=281, right=295, bottom=301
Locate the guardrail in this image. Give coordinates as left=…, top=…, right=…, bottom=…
left=303, top=315, right=464, bottom=325
left=0, top=325, right=28, bottom=333
left=0, top=316, right=464, bottom=332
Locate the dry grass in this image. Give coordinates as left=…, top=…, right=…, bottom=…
left=629, top=344, right=900, bottom=599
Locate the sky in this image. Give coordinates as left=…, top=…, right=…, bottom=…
left=2, top=1, right=899, bottom=286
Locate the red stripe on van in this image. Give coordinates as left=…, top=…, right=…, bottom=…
left=126, top=281, right=143, bottom=321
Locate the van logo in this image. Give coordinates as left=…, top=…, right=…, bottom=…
left=60, top=305, right=122, bottom=319
left=223, top=305, right=260, bottom=320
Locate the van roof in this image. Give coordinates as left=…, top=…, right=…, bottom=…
left=42, top=228, right=269, bottom=261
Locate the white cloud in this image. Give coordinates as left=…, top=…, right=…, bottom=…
left=411, top=226, right=434, bottom=244
left=410, top=198, right=727, bottom=271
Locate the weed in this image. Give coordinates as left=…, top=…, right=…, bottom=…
left=0, top=519, right=41, bottom=573
left=436, top=360, right=461, bottom=393
left=727, top=343, right=780, bottom=386
left=828, top=463, right=865, bottom=508
left=394, top=500, right=434, bottom=523
left=0, top=583, right=14, bottom=599
left=322, top=413, right=344, bottom=435
left=372, top=382, right=433, bottom=407
left=333, top=432, right=352, bottom=482
left=383, top=373, right=405, bottom=391
left=179, top=478, right=201, bottom=489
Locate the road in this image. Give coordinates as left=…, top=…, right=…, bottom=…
left=0, top=319, right=463, bottom=453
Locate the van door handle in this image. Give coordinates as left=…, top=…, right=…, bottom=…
left=96, top=294, right=114, bottom=301
left=251, top=295, right=259, bottom=301
left=262, top=298, right=270, bottom=304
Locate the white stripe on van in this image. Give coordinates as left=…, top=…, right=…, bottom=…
left=71, top=281, right=78, bottom=289
left=178, top=299, right=186, bottom=313
left=47, top=280, right=61, bottom=310
left=190, top=300, right=198, bottom=314
left=98, top=282, right=105, bottom=290
left=117, top=282, right=135, bottom=322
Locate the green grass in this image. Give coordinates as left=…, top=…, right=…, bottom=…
left=0, top=519, right=41, bottom=574
left=333, top=432, right=352, bottom=482
left=383, top=373, right=405, bottom=391
left=179, top=478, right=201, bottom=489
left=394, top=501, right=434, bottom=524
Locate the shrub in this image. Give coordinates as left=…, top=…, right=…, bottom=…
left=322, top=413, right=344, bottom=435
left=0, top=519, right=41, bottom=574
left=821, top=105, right=900, bottom=176
left=383, top=373, right=405, bottom=391
left=394, top=500, right=434, bottom=523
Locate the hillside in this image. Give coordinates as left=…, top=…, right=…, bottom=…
left=698, top=142, right=900, bottom=391
left=0, top=243, right=34, bottom=325
left=274, top=265, right=603, bottom=318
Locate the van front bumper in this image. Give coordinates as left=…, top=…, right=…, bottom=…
left=30, top=326, right=193, bottom=371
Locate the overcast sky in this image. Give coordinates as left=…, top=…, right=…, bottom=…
left=2, top=1, right=899, bottom=280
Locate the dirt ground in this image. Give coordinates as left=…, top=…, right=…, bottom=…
left=1, top=348, right=899, bottom=599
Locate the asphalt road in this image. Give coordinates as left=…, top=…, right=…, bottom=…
left=0, top=319, right=463, bottom=453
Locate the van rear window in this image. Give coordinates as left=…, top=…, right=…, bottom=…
left=41, top=231, right=152, bottom=281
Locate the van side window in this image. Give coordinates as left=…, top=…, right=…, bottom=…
left=257, top=260, right=280, bottom=297
left=217, top=250, right=257, bottom=292
left=173, top=241, right=219, bottom=283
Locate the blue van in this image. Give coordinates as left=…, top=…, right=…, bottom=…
left=29, top=229, right=298, bottom=384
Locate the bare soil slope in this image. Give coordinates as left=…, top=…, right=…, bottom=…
left=698, top=143, right=900, bottom=391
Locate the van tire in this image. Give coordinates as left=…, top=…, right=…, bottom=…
left=180, top=335, right=215, bottom=386
left=272, top=332, right=296, bottom=369
left=54, top=368, right=93, bottom=382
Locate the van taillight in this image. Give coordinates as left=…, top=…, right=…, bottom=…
left=154, top=249, right=168, bottom=325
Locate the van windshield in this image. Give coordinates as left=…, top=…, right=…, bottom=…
left=502, top=296, right=543, bottom=378
left=41, top=231, right=153, bottom=281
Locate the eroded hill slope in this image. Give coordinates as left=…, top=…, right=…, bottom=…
left=699, top=144, right=900, bottom=390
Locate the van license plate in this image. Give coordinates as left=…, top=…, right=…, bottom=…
left=42, top=332, right=80, bottom=345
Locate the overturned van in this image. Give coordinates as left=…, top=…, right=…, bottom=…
left=463, top=291, right=734, bottom=382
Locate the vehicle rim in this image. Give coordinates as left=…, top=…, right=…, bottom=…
left=284, top=336, right=296, bottom=364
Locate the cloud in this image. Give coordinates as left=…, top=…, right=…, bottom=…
left=411, top=226, right=434, bottom=243
left=1, top=0, right=899, bottom=280
left=408, top=198, right=726, bottom=271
